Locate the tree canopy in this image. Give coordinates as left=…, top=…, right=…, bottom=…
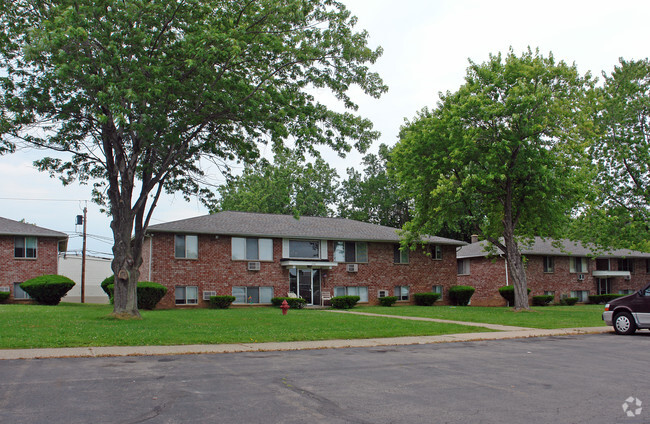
left=337, top=143, right=410, bottom=228
left=391, top=48, right=593, bottom=309
left=214, top=148, right=339, bottom=217
left=573, top=58, right=650, bottom=252
left=0, top=0, right=386, bottom=317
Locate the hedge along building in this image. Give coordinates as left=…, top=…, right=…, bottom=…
left=140, top=211, right=466, bottom=308
left=0, top=216, right=68, bottom=301
left=456, top=237, right=650, bottom=306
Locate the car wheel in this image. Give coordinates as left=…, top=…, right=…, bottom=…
left=614, top=312, right=636, bottom=335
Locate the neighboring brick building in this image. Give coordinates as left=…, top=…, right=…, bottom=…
left=141, top=211, right=465, bottom=308
left=457, top=237, right=650, bottom=306
left=0, top=216, right=68, bottom=301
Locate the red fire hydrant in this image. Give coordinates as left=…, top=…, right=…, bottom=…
left=280, top=300, right=290, bottom=315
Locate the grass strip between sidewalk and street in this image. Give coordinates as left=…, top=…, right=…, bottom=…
left=0, top=303, right=495, bottom=349
left=355, top=304, right=607, bottom=329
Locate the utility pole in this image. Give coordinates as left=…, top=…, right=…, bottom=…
left=81, top=206, right=87, bottom=303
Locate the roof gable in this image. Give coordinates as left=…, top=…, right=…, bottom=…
left=0, top=216, right=68, bottom=239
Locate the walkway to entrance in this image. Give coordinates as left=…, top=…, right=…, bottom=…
left=322, top=309, right=532, bottom=331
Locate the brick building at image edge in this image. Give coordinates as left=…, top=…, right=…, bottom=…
left=457, top=237, right=650, bottom=306
left=0, top=217, right=68, bottom=300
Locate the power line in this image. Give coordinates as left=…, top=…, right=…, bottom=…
left=0, top=197, right=88, bottom=202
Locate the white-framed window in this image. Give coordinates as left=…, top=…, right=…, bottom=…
left=570, top=290, right=589, bottom=302
left=232, top=286, right=274, bottom=304
left=619, top=289, right=635, bottom=295
left=394, top=285, right=409, bottom=301
left=333, top=286, right=368, bottom=302
left=13, top=282, right=30, bottom=299
left=544, top=291, right=555, bottom=297
left=231, top=237, right=273, bottom=261
left=393, top=245, right=409, bottom=264
left=175, top=286, right=198, bottom=305
left=457, top=259, right=470, bottom=275
left=432, top=285, right=443, bottom=295
left=569, top=257, right=588, bottom=273
left=174, top=235, right=198, bottom=259
left=543, top=256, right=554, bottom=273
left=618, top=258, right=635, bottom=273
left=596, top=258, right=610, bottom=271
left=289, top=239, right=320, bottom=259
left=14, top=236, right=37, bottom=258
left=333, top=241, right=368, bottom=263
left=431, top=244, right=443, bottom=260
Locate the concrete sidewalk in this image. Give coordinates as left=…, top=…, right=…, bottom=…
left=0, top=326, right=611, bottom=361
left=323, top=309, right=533, bottom=331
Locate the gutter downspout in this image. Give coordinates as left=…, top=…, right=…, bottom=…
left=148, top=234, right=153, bottom=282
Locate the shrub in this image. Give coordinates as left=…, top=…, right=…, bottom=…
left=330, top=295, right=361, bottom=309
left=379, top=296, right=398, bottom=307
left=532, top=295, right=554, bottom=306
left=20, top=275, right=75, bottom=305
left=588, top=294, right=624, bottom=304
left=448, top=285, right=475, bottom=306
left=0, top=292, right=9, bottom=303
left=136, top=282, right=167, bottom=310
left=413, top=292, right=441, bottom=306
left=270, top=297, right=307, bottom=309
left=106, top=281, right=167, bottom=310
left=561, top=297, right=579, bottom=306
left=209, top=295, right=236, bottom=309
left=101, top=275, right=114, bottom=298
left=498, top=285, right=531, bottom=305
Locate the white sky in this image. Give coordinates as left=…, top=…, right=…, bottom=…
left=1, top=0, right=649, bottom=256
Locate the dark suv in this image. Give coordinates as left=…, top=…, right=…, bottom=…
left=602, top=283, right=650, bottom=335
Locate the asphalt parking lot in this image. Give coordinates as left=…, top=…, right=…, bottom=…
left=1, top=333, right=648, bottom=424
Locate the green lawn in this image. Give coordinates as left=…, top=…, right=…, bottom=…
left=356, top=304, right=607, bottom=329
left=0, top=303, right=493, bottom=349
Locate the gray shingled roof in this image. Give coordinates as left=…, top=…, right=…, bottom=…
left=0, top=216, right=68, bottom=238
left=457, top=237, right=650, bottom=259
left=146, top=211, right=466, bottom=245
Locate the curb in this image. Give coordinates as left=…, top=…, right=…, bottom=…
left=0, top=327, right=611, bottom=360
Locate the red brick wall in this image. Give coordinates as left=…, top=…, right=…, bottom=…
left=141, top=234, right=459, bottom=308
left=0, top=235, right=61, bottom=299
left=458, top=255, right=650, bottom=306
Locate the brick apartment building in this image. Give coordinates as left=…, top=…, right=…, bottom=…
left=0, top=216, right=68, bottom=301
left=457, top=237, right=650, bottom=306
left=141, top=211, right=466, bottom=308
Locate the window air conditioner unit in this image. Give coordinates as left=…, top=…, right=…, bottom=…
left=346, top=263, right=358, bottom=272
left=0, top=286, right=9, bottom=292
left=577, top=274, right=585, bottom=281
left=248, top=261, right=261, bottom=271
left=378, top=290, right=388, bottom=298
left=624, top=275, right=631, bottom=281
left=203, top=291, right=216, bottom=301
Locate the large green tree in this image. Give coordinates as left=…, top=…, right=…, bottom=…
left=392, top=49, right=592, bottom=310
left=0, top=0, right=385, bottom=317
left=337, top=143, right=410, bottom=228
left=214, top=148, right=339, bottom=217
left=574, top=58, right=650, bottom=252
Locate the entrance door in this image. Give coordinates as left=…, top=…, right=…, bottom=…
left=289, top=269, right=321, bottom=305
left=598, top=278, right=611, bottom=295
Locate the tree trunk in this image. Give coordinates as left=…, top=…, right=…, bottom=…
left=501, top=175, right=530, bottom=311
left=110, top=213, right=141, bottom=319
left=502, top=224, right=529, bottom=311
